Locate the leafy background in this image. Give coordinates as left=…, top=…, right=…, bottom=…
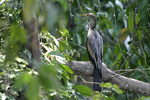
left=0, top=0, right=150, bottom=100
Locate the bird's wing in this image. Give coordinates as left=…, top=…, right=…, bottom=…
left=87, top=31, right=103, bottom=68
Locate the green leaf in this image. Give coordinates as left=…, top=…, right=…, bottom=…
left=131, top=54, right=138, bottom=66
left=114, top=45, right=120, bottom=55
left=136, top=14, right=140, bottom=25
left=133, top=71, right=141, bottom=79
left=144, top=44, right=150, bottom=57
left=128, top=14, right=134, bottom=30
left=76, top=34, right=82, bottom=45
left=75, top=85, right=92, bottom=96
left=141, top=11, right=148, bottom=27
left=48, top=51, right=66, bottom=64
left=59, top=41, right=65, bottom=52
left=27, top=78, right=39, bottom=100
left=58, top=0, right=68, bottom=11
left=117, top=9, right=126, bottom=21
left=139, top=6, right=146, bottom=20
left=27, top=50, right=32, bottom=60
left=137, top=96, right=150, bottom=100
left=4, top=25, right=26, bottom=64
left=60, top=64, right=73, bottom=74
left=15, top=72, right=32, bottom=89
left=49, top=35, right=59, bottom=47
left=115, top=0, right=123, bottom=9
left=15, top=57, right=28, bottom=64
left=126, top=1, right=137, bottom=16
left=112, top=84, right=122, bottom=94
left=100, top=82, right=112, bottom=88
left=59, top=26, right=71, bottom=38
left=138, top=0, right=147, bottom=11
left=38, top=64, right=57, bottom=89
left=74, top=93, right=85, bottom=100
left=48, top=51, right=65, bottom=58
left=85, top=6, right=93, bottom=11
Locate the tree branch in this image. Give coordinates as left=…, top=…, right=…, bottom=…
left=67, top=61, right=150, bottom=96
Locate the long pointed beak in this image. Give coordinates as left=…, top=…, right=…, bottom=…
left=80, top=14, right=88, bottom=16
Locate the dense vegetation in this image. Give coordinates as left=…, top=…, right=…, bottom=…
left=0, top=0, right=150, bottom=99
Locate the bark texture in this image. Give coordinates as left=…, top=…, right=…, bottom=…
left=23, top=14, right=42, bottom=64
left=67, top=61, right=150, bottom=96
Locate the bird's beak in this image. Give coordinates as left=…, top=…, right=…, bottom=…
left=80, top=14, right=88, bottom=16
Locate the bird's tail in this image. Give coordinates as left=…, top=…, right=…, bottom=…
left=93, top=67, right=102, bottom=92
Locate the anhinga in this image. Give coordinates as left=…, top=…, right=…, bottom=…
left=81, top=13, right=103, bottom=92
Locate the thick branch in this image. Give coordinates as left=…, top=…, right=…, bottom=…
left=67, top=61, right=150, bottom=96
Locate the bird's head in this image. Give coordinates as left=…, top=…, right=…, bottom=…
left=80, top=13, right=97, bottom=29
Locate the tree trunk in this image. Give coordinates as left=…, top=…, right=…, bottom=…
left=23, top=14, right=42, bottom=66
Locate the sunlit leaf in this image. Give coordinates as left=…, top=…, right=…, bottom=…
left=15, top=72, right=32, bottom=89
left=137, top=96, right=150, bottom=100
left=100, top=82, right=112, bottom=88
left=4, top=25, right=26, bottom=64
left=115, top=0, right=123, bottom=9
left=59, top=26, right=71, bottom=38
left=85, top=6, right=93, bottom=11
left=58, top=0, right=68, bottom=11
left=15, top=57, right=28, bottom=64
left=60, top=64, right=73, bottom=74
left=112, top=84, right=122, bottom=94
left=48, top=34, right=59, bottom=47
left=136, top=14, right=140, bottom=25
left=49, top=51, right=65, bottom=58
left=128, top=14, right=133, bottom=30
left=27, top=78, right=39, bottom=100
left=38, top=64, right=57, bottom=89
left=48, top=51, right=66, bottom=64
left=119, top=28, right=130, bottom=43
left=75, top=85, right=92, bottom=96
left=105, top=1, right=114, bottom=8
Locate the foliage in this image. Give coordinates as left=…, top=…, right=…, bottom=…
left=0, top=0, right=150, bottom=100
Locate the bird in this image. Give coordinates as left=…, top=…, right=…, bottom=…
left=80, top=13, right=103, bottom=92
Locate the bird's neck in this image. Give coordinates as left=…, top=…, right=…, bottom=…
left=89, top=16, right=97, bottom=29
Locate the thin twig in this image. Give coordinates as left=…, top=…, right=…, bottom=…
left=98, top=0, right=101, bottom=13
left=114, top=68, right=150, bottom=72
left=114, top=11, right=125, bottom=60
left=0, top=27, right=10, bottom=32
left=120, top=48, right=137, bottom=69
left=140, top=45, right=146, bottom=67
left=68, top=41, right=86, bottom=49
left=100, top=30, right=116, bottom=44
left=76, top=0, right=88, bottom=24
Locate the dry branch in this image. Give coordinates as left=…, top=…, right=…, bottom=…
left=67, top=61, right=150, bottom=96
